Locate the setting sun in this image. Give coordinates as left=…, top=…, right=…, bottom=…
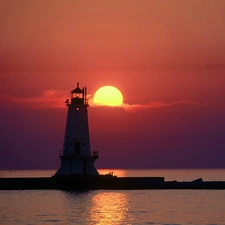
left=93, top=86, right=123, bottom=106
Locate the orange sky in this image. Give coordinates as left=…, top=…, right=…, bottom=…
left=1, top=0, right=225, bottom=169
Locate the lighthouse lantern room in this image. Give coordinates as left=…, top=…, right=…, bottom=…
left=55, top=83, right=99, bottom=176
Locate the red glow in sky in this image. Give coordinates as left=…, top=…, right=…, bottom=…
left=1, top=1, right=225, bottom=169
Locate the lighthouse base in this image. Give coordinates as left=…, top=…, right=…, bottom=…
left=54, top=159, right=99, bottom=176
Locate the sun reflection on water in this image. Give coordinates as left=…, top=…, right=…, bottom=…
left=88, top=191, right=132, bottom=225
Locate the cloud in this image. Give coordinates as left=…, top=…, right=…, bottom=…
left=121, top=100, right=225, bottom=112
left=1, top=89, right=68, bottom=109
left=2, top=90, right=225, bottom=111
left=88, top=98, right=225, bottom=111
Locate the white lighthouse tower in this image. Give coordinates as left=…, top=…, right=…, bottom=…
left=55, top=83, right=99, bottom=176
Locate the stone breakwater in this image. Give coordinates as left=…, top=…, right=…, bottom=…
left=1, top=176, right=225, bottom=190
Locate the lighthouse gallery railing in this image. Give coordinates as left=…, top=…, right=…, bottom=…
left=59, top=149, right=99, bottom=159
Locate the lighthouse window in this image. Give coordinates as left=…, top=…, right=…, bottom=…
left=75, top=142, right=81, bottom=155
left=76, top=126, right=79, bottom=130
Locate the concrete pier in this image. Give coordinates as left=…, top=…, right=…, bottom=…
left=1, top=176, right=225, bottom=190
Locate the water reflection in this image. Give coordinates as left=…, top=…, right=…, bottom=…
left=61, top=190, right=132, bottom=224
left=1, top=189, right=225, bottom=224
left=88, top=191, right=131, bottom=225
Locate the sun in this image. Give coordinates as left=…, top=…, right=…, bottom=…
left=93, top=86, right=123, bottom=106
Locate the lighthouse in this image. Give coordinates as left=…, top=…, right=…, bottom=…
left=55, top=83, right=99, bottom=176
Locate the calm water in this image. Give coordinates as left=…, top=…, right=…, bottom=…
left=1, top=169, right=225, bottom=225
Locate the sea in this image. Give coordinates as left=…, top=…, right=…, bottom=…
left=0, top=169, right=225, bottom=225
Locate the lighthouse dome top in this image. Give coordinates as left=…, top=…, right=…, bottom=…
left=67, top=82, right=88, bottom=106
left=71, top=83, right=83, bottom=93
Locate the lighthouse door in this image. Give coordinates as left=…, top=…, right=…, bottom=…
left=75, top=142, right=81, bottom=155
